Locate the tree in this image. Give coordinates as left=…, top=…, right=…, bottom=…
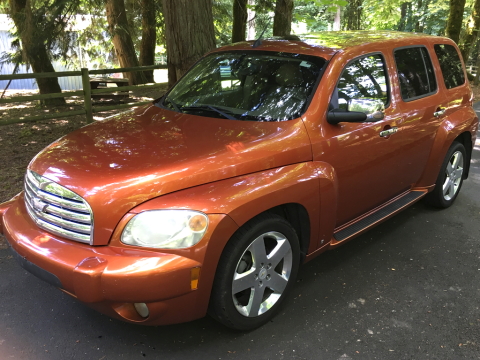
left=333, top=4, right=341, bottom=30
left=213, top=0, right=233, bottom=45
left=247, top=0, right=256, bottom=40
left=232, top=0, right=248, bottom=42
left=459, top=0, right=480, bottom=62
left=344, top=0, right=362, bottom=30
left=139, top=0, right=156, bottom=82
left=105, top=0, right=147, bottom=85
left=273, top=0, right=294, bottom=36
left=7, top=0, right=67, bottom=105
left=162, top=0, right=216, bottom=87
left=293, top=0, right=336, bottom=32
left=397, top=2, right=408, bottom=31
left=446, top=0, right=467, bottom=43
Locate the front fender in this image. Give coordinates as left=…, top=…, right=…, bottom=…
left=416, top=108, right=478, bottom=188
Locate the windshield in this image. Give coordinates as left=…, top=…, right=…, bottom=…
left=160, top=51, right=326, bottom=121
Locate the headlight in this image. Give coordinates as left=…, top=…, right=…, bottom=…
left=121, top=210, right=208, bottom=249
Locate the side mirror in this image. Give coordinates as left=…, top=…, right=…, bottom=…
left=327, top=109, right=367, bottom=124
left=327, top=98, right=386, bottom=125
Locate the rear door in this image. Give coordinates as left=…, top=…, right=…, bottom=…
left=392, top=45, right=448, bottom=186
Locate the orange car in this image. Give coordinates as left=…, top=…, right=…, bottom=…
left=1, top=31, right=478, bottom=330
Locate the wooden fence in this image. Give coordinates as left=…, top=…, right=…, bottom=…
left=0, top=64, right=168, bottom=126
left=466, top=65, right=478, bottom=77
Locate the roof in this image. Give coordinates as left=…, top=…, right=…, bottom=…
left=216, top=31, right=447, bottom=60
left=299, top=31, right=441, bottom=49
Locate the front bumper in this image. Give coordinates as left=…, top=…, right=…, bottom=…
left=0, top=193, right=238, bottom=325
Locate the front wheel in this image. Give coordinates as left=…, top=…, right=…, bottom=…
left=209, top=214, right=300, bottom=330
left=425, top=141, right=466, bottom=208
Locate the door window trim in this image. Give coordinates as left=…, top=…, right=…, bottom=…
left=330, top=52, right=391, bottom=112
left=393, top=45, right=438, bottom=102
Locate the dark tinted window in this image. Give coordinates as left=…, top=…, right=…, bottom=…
left=395, top=47, right=437, bottom=101
left=434, top=44, right=465, bottom=89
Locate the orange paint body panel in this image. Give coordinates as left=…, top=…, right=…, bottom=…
left=1, top=31, right=477, bottom=327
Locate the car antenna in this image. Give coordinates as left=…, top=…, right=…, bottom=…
left=252, top=18, right=272, bottom=48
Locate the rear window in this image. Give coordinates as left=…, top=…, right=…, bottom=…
left=434, top=44, right=465, bottom=89
left=394, top=46, right=437, bottom=101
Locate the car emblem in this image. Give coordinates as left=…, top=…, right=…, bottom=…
left=32, top=197, right=49, bottom=213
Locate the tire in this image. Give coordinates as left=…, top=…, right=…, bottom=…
left=425, top=141, right=466, bottom=208
left=209, top=214, right=300, bottom=330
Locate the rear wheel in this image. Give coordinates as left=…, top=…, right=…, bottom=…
left=209, top=214, right=300, bottom=330
left=425, top=141, right=466, bottom=208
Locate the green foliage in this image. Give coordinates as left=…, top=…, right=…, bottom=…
left=74, top=15, right=116, bottom=69
left=0, top=0, right=8, bottom=14
left=423, top=0, right=450, bottom=34
left=361, top=0, right=450, bottom=34
left=362, top=0, right=402, bottom=30
left=213, top=0, right=232, bottom=46
left=294, top=0, right=348, bottom=32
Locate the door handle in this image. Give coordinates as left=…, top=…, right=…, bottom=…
left=379, top=127, right=398, bottom=137
left=433, top=108, right=446, bottom=117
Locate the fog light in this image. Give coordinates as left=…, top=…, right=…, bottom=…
left=133, top=302, right=149, bottom=318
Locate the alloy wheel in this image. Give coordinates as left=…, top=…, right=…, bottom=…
left=232, top=231, right=293, bottom=317
left=442, top=150, right=464, bottom=201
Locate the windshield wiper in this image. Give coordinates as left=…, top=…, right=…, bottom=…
left=181, top=105, right=237, bottom=120
left=163, top=96, right=181, bottom=112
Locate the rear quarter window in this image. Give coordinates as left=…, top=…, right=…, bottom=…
left=394, top=46, right=437, bottom=101
left=434, top=44, right=466, bottom=89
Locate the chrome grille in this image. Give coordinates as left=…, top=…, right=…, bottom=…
left=24, top=170, right=93, bottom=244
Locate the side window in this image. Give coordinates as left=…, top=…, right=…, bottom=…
left=394, top=46, right=437, bottom=101
left=334, top=54, right=389, bottom=111
left=434, top=44, right=465, bottom=89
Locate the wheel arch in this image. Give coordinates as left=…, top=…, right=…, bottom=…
left=454, top=131, right=473, bottom=179
left=246, top=203, right=311, bottom=263
left=416, top=113, right=477, bottom=188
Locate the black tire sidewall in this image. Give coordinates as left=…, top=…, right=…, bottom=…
left=209, top=214, right=301, bottom=331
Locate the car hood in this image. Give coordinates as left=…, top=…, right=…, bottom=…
left=29, top=104, right=312, bottom=244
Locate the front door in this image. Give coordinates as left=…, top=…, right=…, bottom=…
left=314, top=52, right=441, bottom=226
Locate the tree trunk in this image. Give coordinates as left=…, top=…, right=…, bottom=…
left=333, top=5, right=341, bottom=31
left=106, top=0, right=147, bottom=85
left=247, top=0, right=256, bottom=40
left=398, top=2, right=408, bottom=31
left=232, top=0, right=248, bottom=43
left=125, top=0, right=137, bottom=39
left=273, top=0, right=294, bottom=36
left=345, top=0, right=362, bottom=30
left=8, top=0, right=65, bottom=106
left=162, top=0, right=216, bottom=87
left=414, top=0, right=423, bottom=32
left=139, top=0, right=156, bottom=82
left=446, top=0, right=467, bottom=43
left=460, top=0, right=480, bottom=63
